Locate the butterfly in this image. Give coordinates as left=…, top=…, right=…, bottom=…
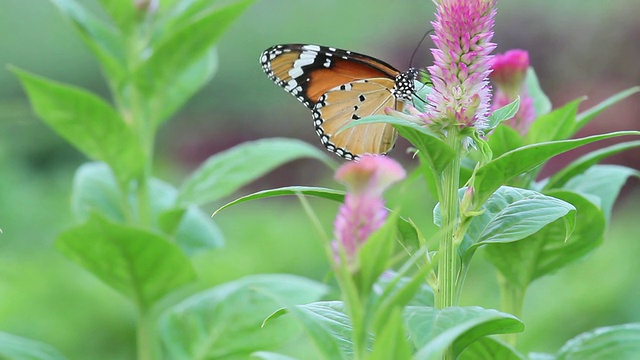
left=260, top=44, right=420, bottom=160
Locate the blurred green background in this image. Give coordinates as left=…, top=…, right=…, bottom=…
left=1, top=0, right=639, bottom=358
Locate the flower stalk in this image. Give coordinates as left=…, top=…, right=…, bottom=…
left=424, top=0, right=497, bottom=314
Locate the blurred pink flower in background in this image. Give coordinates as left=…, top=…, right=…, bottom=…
left=490, top=49, right=536, bottom=135
left=332, top=156, right=406, bottom=266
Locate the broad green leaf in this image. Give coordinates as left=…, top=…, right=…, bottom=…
left=135, top=0, right=254, bottom=124
left=0, top=332, right=68, bottom=360
left=525, top=67, right=552, bottom=117
left=371, top=260, right=434, bottom=337
left=48, top=0, right=126, bottom=83
left=525, top=98, right=583, bottom=144
left=486, top=97, right=520, bottom=131
left=556, top=323, right=640, bottom=360
left=179, top=138, right=336, bottom=205
left=56, top=213, right=195, bottom=309
left=458, top=336, right=525, bottom=360
left=97, top=0, right=136, bottom=32
left=266, top=301, right=351, bottom=360
left=159, top=206, right=225, bottom=256
left=434, top=187, right=575, bottom=264
left=213, top=186, right=344, bottom=216
left=485, top=190, right=604, bottom=288
left=160, top=275, right=328, bottom=360
left=487, top=125, right=524, bottom=159
left=337, top=115, right=454, bottom=174
left=153, top=48, right=218, bottom=123
left=562, top=164, right=640, bottom=222
left=369, top=308, right=412, bottom=360
left=11, top=68, right=144, bottom=183
left=252, top=352, right=300, bottom=360
left=71, top=162, right=180, bottom=223
left=544, top=141, right=640, bottom=190
left=528, top=354, right=556, bottom=360
left=405, top=306, right=524, bottom=360
left=467, top=187, right=575, bottom=246
left=71, top=162, right=126, bottom=222
left=471, top=131, right=640, bottom=209
left=72, top=162, right=222, bottom=254
left=374, top=272, right=435, bottom=309
left=574, top=86, right=640, bottom=135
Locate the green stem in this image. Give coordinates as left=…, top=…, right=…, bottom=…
left=436, top=132, right=463, bottom=360
left=436, top=131, right=462, bottom=310
left=498, top=273, right=525, bottom=346
left=137, top=311, right=153, bottom=360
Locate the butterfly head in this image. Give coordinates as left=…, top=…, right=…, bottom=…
left=392, top=68, right=419, bottom=101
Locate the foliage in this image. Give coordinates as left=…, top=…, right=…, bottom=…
left=4, top=0, right=640, bottom=359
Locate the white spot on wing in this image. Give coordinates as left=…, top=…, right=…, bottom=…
left=284, top=79, right=298, bottom=91
left=302, top=45, right=321, bottom=52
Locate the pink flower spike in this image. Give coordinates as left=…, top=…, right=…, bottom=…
left=424, top=0, right=497, bottom=130
left=332, top=155, right=406, bottom=265
left=490, top=49, right=529, bottom=96
left=335, top=155, right=406, bottom=197
left=489, top=49, right=536, bottom=135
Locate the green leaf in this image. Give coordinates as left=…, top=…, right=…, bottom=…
left=484, top=190, right=604, bottom=288
left=562, top=164, right=639, bottom=222
left=0, top=332, right=68, bottom=360
left=525, top=97, right=584, bottom=144
left=11, top=68, right=144, bottom=183
left=487, top=125, right=524, bottom=159
left=369, top=308, right=412, bottom=360
left=97, top=0, right=137, bottom=32
left=355, top=214, right=399, bottom=297
left=213, top=186, right=344, bottom=216
left=159, top=206, right=225, bottom=256
left=265, top=301, right=351, bottom=360
left=544, top=140, right=640, bottom=190
left=458, top=336, right=525, bottom=360
left=574, top=87, right=640, bottom=134
left=71, top=162, right=126, bottom=222
left=405, top=306, right=524, bottom=360
left=467, top=187, right=575, bottom=246
left=337, top=115, right=455, bottom=174
left=56, top=213, right=196, bottom=309
left=153, top=48, right=218, bottom=123
left=525, top=67, right=552, bottom=117
left=179, top=138, right=336, bottom=205
left=435, top=187, right=576, bottom=268
left=160, top=275, right=328, bottom=360
left=252, top=352, right=300, bottom=360
left=371, top=259, right=434, bottom=336
left=136, top=0, right=254, bottom=124
left=471, top=131, right=640, bottom=209
left=555, top=323, right=640, bottom=360
left=48, top=0, right=126, bottom=83
left=486, top=97, right=520, bottom=131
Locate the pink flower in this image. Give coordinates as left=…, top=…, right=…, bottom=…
left=332, top=156, right=406, bottom=265
left=424, top=0, right=497, bottom=130
left=490, top=49, right=536, bottom=135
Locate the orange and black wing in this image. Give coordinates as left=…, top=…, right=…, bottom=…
left=260, top=44, right=401, bottom=108
left=260, top=44, right=414, bottom=159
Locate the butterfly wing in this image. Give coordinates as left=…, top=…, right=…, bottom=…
left=261, top=44, right=401, bottom=107
left=314, top=78, right=401, bottom=159
left=261, top=44, right=409, bottom=159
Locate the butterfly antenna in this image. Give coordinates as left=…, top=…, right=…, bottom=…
left=408, top=29, right=435, bottom=69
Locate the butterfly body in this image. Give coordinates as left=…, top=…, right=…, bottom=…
left=261, top=44, right=417, bottom=159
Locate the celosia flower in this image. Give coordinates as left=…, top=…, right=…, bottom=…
left=332, top=155, right=406, bottom=266
left=423, top=0, right=497, bottom=131
left=490, top=49, right=536, bottom=135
